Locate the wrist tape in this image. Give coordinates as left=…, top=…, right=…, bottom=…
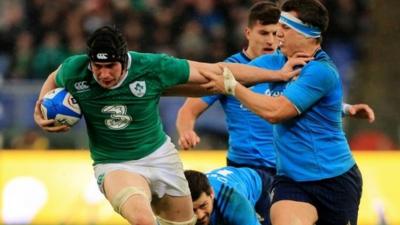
left=223, top=67, right=238, bottom=96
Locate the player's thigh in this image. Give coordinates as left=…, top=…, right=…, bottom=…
left=152, top=194, right=194, bottom=221
left=103, top=170, right=154, bottom=220
left=315, top=165, right=362, bottom=225
left=103, top=169, right=151, bottom=200
left=270, top=200, right=317, bottom=225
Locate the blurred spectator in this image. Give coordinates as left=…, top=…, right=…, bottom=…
left=81, top=0, right=114, bottom=34
left=65, top=4, right=86, bottom=55
left=177, top=19, right=208, bottom=60
left=191, top=0, right=226, bottom=37
left=8, top=31, right=34, bottom=80
left=226, top=5, right=249, bottom=53
left=31, top=32, right=68, bottom=79
left=122, top=13, right=148, bottom=52
left=0, top=0, right=25, bottom=80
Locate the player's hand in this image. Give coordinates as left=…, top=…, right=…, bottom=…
left=199, top=70, right=225, bottom=94
left=178, top=130, right=200, bottom=150
left=280, top=53, right=313, bottom=81
left=33, top=100, right=70, bottom=132
left=347, top=104, right=375, bottom=123
left=200, top=67, right=237, bottom=95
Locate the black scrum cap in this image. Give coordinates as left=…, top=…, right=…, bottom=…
left=87, top=26, right=128, bottom=68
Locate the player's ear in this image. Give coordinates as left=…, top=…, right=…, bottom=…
left=244, top=27, right=251, bottom=40
left=210, top=188, right=215, bottom=200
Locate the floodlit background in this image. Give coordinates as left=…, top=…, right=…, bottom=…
left=0, top=0, right=399, bottom=224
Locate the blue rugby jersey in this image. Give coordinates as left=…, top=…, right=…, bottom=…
left=207, top=167, right=262, bottom=225
left=250, top=50, right=355, bottom=181
left=201, top=51, right=275, bottom=168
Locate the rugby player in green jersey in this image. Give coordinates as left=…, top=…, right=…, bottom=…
left=33, top=26, right=309, bottom=225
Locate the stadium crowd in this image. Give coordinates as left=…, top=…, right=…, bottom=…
left=0, top=0, right=370, bottom=83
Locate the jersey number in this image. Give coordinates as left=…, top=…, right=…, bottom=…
left=102, top=105, right=132, bottom=130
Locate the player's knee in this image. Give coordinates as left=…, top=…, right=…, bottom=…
left=156, top=215, right=197, bottom=225
left=111, top=186, right=150, bottom=215
left=131, top=214, right=156, bottom=225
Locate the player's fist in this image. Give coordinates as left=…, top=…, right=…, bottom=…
left=178, top=130, right=200, bottom=150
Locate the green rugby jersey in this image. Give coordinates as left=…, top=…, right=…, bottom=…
left=55, top=51, right=189, bottom=164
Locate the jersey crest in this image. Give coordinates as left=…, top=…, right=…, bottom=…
left=129, top=81, right=146, bottom=97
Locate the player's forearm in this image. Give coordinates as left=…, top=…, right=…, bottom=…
left=188, top=60, right=220, bottom=84
left=176, top=114, right=196, bottom=136
left=234, top=85, right=297, bottom=123
left=176, top=98, right=208, bottom=135
left=39, top=71, right=58, bottom=99
left=219, top=63, right=282, bottom=85
left=176, top=109, right=197, bottom=135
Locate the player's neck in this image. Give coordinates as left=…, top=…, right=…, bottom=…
left=290, top=44, right=321, bottom=58
left=305, top=44, right=321, bottom=57
left=243, top=48, right=256, bottom=60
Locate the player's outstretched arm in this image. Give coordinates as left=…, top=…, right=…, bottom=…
left=33, top=69, right=70, bottom=132
left=187, top=59, right=306, bottom=86
left=343, top=103, right=375, bottom=123
left=220, top=56, right=311, bottom=84
left=164, top=55, right=311, bottom=96
left=176, top=98, right=209, bottom=150
left=201, top=67, right=298, bottom=123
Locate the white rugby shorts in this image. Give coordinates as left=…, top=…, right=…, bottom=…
left=93, top=136, right=190, bottom=199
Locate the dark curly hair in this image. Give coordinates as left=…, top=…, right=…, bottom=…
left=184, top=170, right=212, bottom=201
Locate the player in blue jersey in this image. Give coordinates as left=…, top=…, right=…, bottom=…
left=201, top=0, right=368, bottom=224
left=177, top=3, right=282, bottom=224
left=185, top=167, right=265, bottom=225
left=177, top=2, right=374, bottom=225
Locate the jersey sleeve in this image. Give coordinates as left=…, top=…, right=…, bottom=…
left=218, top=185, right=261, bottom=225
left=201, top=94, right=222, bottom=106
left=156, top=54, right=190, bottom=89
left=283, top=63, right=338, bottom=113
left=55, top=59, right=73, bottom=87
left=55, top=55, right=87, bottom=88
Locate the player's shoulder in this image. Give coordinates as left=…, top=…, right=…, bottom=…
left=304, top=58, right=338, bottom=78
left=207, top=166, right=254, bottom=179
left=62, top=54, right=89, bottom=68
left=250, top=50, right=285, bottom=69
left=129, top=51, right=177, bottom=64
left=300, top=61, right=339, bottom=86
left=224, top=51, right=251, bottom=64
left=306, top=50, right=337, bottom=72
left=59, top=54, right=90, bottom=77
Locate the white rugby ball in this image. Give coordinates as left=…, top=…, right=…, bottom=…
left=41, top=88, right=82, bottom=126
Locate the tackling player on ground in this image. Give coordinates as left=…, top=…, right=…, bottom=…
left=185, top=167, right=265, bottom=225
